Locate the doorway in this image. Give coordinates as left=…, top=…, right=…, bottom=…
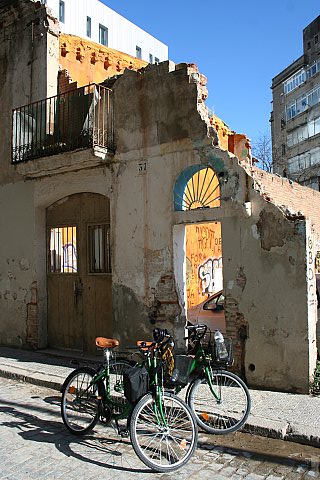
left=46, top=192, right=112, bottom=352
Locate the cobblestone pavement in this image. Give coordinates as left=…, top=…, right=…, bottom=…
left=0, top=377, right=319, bottom=480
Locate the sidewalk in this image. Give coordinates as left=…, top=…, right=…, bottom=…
left=0, top=345, right=319, bottom=447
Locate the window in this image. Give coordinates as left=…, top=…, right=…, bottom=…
left=285, top=84, right=320, bottom=121
left=49, top=226, right=77, bottom=273
left=149, top=53, right=153, bottom=64
left=136, top=46, right=142, bottom=59
left=287, top=147, right=320, bottom=173
left=315, top=35, right=319, bottom=44
left=283, top=69, right=306, bottom=95
left=59, top=0, right=65, bottom=23
left=306, top=59, right=320, bottom=79
left=88, top=224, right=111, bottom=273
left=307, top=41, right=311, bottom=50
left=86, top=16, right=91, bottom=38
left=155, top=57, right=159, bottom=64
left=174, top=165, right=220, bottom=211
left=281, top=144, right=286, bottom=155
left=99, top=24, right=108, bottom=46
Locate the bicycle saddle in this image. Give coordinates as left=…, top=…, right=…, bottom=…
left=95, top=337, right=119, bottom=349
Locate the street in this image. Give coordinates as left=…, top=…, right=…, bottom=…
left=0, top=376, right=319, bottom=480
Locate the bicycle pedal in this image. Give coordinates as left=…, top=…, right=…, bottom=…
left=119, top=428, right=129, bottom=437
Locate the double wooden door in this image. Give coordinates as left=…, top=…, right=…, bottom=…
left=47, top=193, right=112, bottom=352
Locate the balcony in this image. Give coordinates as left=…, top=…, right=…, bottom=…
left=12, top=84, right=114, bottom=167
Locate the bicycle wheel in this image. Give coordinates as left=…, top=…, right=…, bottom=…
left=130, top=392, right=198, bottom=472
left=188, top=369, right=251, bottom=434
left=108, top=358, right=134, bottom=414
left=61, top=367, right=104, bottom=435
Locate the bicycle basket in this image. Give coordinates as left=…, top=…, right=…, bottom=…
left=205, top=334, right=234, bottom=366
left=166, top=355, right=192, bottom=387
left=202, top=331, right=233, bottom=366
left=123, top=366, right=149, bottom=404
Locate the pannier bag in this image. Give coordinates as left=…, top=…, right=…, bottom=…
left=123, top=366, right=149, bottom=404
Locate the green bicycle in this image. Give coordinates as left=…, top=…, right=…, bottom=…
left=124, top=324, right=251, bottom=435
left=181, top=324, right=251, bottom=434
left=60, top=333, right=198, bottom=473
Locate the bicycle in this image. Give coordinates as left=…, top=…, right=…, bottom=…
left=122, top=325, right=251, bottom=435
left=182, top=324, right=251, bottom=434
left=60, top=333, right=198, bottom=472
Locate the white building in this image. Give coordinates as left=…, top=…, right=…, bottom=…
left=41, top=0, right=168, bottom=63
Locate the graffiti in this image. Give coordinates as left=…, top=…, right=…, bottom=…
left=195, top=225, right=222, bottom=254
left=186, top=222, right=222, bottom=308
left=198, top=257, right=223, bottom=294
left=63, top=242, right=77, bottom=272
left=307, top=235, right=315, bottom=307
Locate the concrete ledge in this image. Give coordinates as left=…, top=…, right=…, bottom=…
left=0, top=367, right=63, bottom=392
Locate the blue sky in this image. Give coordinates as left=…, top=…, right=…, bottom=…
left=102, top=1, right=319, bottom=146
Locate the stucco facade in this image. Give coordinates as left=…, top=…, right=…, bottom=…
left=0, top=1, right=319, bottom=393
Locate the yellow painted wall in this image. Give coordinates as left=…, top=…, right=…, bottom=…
left=59, top=34, right=147, bottom=88
left=186, top=222, right=222, bottom=308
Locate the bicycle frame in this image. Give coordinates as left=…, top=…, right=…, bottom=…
left=171, top=336, right=221, bottom=402
left=143, top=344, right=169, bottom=428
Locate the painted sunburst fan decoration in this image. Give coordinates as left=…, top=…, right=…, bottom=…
left=177, top=166, right=220, bottom=211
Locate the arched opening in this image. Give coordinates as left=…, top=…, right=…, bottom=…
left=173, top=165, right=224, bottom=333
left=46, top=192, right=112, bottom=352
left=174, top=165, right=220, bottom=211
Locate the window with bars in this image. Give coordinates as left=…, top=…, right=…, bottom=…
left=49, top=226, right=77, bottom=273
left=88, top=224, right=111, bottom=273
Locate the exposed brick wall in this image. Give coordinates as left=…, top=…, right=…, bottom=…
left=252, top=167, right=320, bottom=233
left=26, top=281, right=38, bottom=349
left=151, top=274, right=181, bottom=323
left=225, top=296, right=248, bottom=379
left=58, top=69, right=78, bottom=94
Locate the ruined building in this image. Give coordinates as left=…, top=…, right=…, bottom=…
left=1, top=0, right=319, bottom=393
left=271, top=16, right=320, bottom=190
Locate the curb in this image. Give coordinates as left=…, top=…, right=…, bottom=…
left=0, top=367, right=319, bottom=448
left=0, top=367, right=64, bottom=392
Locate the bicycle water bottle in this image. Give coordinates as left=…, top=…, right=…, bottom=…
left=214, top=330, right=228, bottom=360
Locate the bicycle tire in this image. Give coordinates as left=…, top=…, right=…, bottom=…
left=130, top=392, right=198, bottom=472
left=188, top=369, right=251, bottom=434
left=61, top=366, right=104, bottom=435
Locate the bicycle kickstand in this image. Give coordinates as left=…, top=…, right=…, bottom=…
left=113, top=418, right=129, bottom=438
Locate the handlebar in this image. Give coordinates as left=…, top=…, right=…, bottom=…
left=136, top=328, right=173, bottom=355
left=185, top=324, right=208, bottom=341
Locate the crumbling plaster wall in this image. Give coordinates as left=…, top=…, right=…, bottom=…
left=110, top=62, right=213, bottom=345
left=0, top=0, right=59, bottom=346
left=222, top=186, right=312, bottom=392
left=110, top=62, right=314, bottom=391
left=0, top=181, right=36, bottom=346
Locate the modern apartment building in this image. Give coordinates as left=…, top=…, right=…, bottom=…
left=271, top=16, right=320, bottom=190
left=41, top=0, right=168, bottom=63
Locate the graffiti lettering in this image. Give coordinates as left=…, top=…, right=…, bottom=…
left=307, top=235, right=315, bottom=307
left=198, top=257, right=223, bottom=295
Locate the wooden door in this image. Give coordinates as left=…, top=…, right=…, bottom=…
left=47, top=193, right=112, bottom=352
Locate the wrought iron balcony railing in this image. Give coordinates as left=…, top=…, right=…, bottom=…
left=12, top=84, right=113, bottom=163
